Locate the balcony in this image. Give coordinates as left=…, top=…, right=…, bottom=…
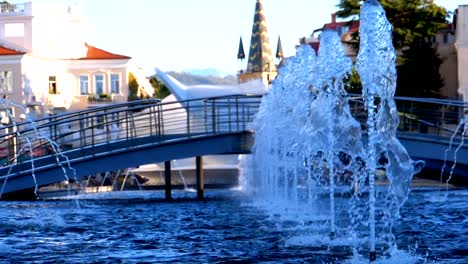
left=0, top=2, right=31, bottom=16
left=87, top=94, right=127, bottom=105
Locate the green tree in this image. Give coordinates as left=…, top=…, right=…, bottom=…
left=128, top=72, right=140, bottom=101
left=396, top=41, right=444, bottom=98
left=337, top=0, right=448, bottom=98
left=149, top=76, right=171, bottom=99
left=343, top=67, right=362, bottom=94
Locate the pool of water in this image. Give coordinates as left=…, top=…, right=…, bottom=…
left=0, top=188, right=466, bottom=263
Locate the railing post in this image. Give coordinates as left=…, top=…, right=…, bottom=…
left=410, top=101, right=414, bottom=132
left=217, top=103, right=220, bottom=132
left=79, top=117, right=84, bottom=148
left=236, top=97, right=239, bottom=131
left=53, top=116, right=57, bottom=141
left=212, top=100, right=216, bottom=133
left=104, top=112, right=110, bottom=143
left=204, top=101, right=208, bottom=133
left=242, top=103, right=246, bottom=130
left=160, top=105, right=165, bottom=137
left=91, top=116, right=95, bottom=148
left=246, top=105, right=250, bottom=130
left=149, top=106, right=154, bottom=136
left=125, top=111, right=129, bottom=141
left=228, top=98, right=232, bottom=132
left=156, top=105, right=161, bottom=136
left=186, top=101, right=191, bottom=136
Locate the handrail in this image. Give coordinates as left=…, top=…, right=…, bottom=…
left=0, top=94, right=465, bottom=171
left=348, top=95, right=467, bottom=137
left=348, top=94, right=468, bottom=108
left=0, top=94, right=262, bottom=168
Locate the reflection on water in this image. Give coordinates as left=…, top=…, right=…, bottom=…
left=0, top=188, right=466, bottom=263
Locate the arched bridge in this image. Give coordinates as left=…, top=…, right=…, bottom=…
left=0, top=95, right=261, bottom=197
left=0, top=94, right=467, bottom=197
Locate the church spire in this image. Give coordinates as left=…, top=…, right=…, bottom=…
left=247, top=0, right=273, bottom=73
left=237, top=36, right=245, bottom=60
left=276, top=35, right=283, bottom=59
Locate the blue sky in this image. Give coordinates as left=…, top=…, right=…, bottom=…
left=14, top=0, right=467, bottom=76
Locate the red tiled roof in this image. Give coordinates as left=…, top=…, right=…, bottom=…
left=79, top=43, right=131, bottom=60
left=309, top=42, right=320, bottom=53
left=0, top=45, right=26, bottom=56
left=441, top=23, right=454, bottom=31
left=323, top=20, right=360, bottom=32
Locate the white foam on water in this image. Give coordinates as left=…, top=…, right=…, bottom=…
left=345, top=247, right=426, bottom=264
left=285, top=234, right=364, bottom=248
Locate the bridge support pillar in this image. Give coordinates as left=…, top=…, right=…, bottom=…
left=164, top=161, right=172, bottom=201
left=196, top=156, right=204, bottom=200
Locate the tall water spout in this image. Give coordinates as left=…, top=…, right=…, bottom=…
left=246, top=0, right=424, bottom=261
left=356, top=0, right=424, bottom=258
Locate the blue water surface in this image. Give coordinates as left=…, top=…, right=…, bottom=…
left=0, top=188, right=466, bottom=263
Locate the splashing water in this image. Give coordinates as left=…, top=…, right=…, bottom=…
left=440, top=117, right=467, bottom=190
left=245, top=0, right=424, bottom=261
left=0, top=97, right=78, bottom=199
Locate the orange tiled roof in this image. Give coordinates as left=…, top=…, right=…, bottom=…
left=79, top=43, right=131, bottom=60
left=0, top=45, right=26, bottom=56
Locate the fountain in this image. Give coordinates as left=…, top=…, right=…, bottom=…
left=0, top=97, right=78, bottom=199
left=244, top=0, right=425, bottom=261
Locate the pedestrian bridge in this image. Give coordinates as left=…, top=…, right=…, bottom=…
left=0, top=94, right=466, bottom=197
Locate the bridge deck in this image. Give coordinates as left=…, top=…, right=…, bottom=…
left=0, top=95, right=466, bottom=196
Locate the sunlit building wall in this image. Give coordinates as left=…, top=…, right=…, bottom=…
left=0, top=1, right=133, bottom=120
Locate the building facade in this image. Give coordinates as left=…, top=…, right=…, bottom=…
left=456, top=5, right=468, bottom=104
left=0, top=1, right=137, bottom=121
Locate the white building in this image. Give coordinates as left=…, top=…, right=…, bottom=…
left=0, top=1, right=148, bottom=121
left=456, top=5, right=468, bottom=104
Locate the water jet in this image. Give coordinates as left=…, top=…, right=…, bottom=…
left=245, top=1, right=424, bottom=261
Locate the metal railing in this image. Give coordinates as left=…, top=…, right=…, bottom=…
left=349, top=95, right=468, bottom=138
left=0, top=95, right=262, bottom=167
left=0, top=93, right=465, bottom=170
left=0, top=3, right=24, bottom=13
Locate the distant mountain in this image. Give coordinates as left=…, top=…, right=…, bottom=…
left=167, top=71, right=238, bottom=85
left=185, top=68, right=226, bottom=77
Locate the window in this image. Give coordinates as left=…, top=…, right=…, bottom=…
left=79, top=75, right=89, bottom=95
left=94, top=74, right=104, bottom=95
left=48, top=76, right=57, bottom=94
left=110, top=74, right=119, bottom=94
left=0, top=71, right=12, bottom=93
left=5, top=23, right=24, bottom=37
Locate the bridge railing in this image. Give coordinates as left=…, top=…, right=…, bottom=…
left=0, top=95, right=262, bottom=167
left=349, top=95, right=468, bottom=138
left=0, top=93, right=465, bottom=168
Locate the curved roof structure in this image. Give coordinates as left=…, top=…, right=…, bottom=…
left=155, top=68, right=266, bottom=101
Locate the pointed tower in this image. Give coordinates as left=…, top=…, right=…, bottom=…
left=237, top=37, right=245, bottom=60
left=239, top=0, right=277, bottom=86
left=276, top=36, right=284, bottom=59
